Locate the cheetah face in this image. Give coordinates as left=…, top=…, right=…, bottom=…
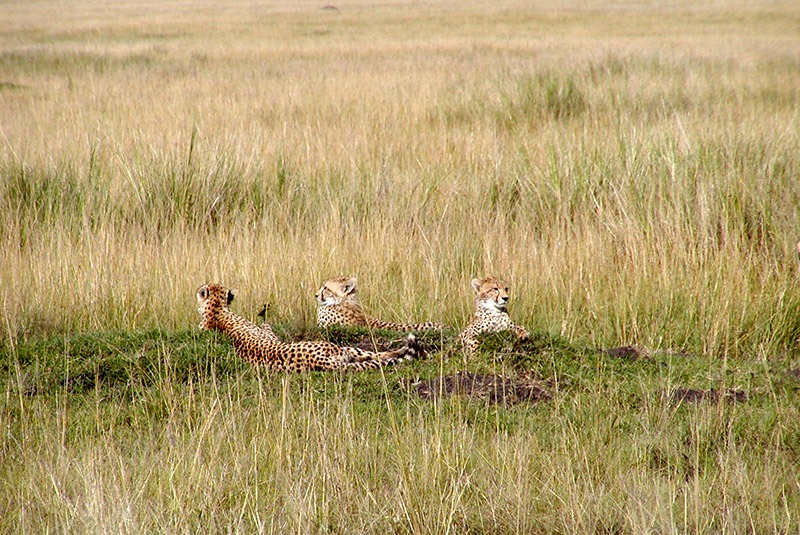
left=315, top=276, right=358, bottom=306
left=196, top=283, right=235, bottom=330
left=471, top=277, right=511, bottom=313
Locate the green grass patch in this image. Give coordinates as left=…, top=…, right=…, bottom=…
left=3, top=326, right=800, bottom=531
left=2, top=327, right=799, bottom=532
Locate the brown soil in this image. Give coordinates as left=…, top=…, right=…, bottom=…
left=603, top=345, right=647, bottom=361
left=402, top=372, right=551, bottom=406
left=666, top=388, right=748, bottom=404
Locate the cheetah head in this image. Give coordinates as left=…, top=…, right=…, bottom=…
left=315, top=276, right=358, bottom=306
left=196, top=283, right=235, bottom=330
left=471, top=276, right=511, bottom=312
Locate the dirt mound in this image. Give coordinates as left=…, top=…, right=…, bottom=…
left=666, top=388, right=748, bottom=404
left=403, top=372, right=551, bottom=406
left=603, top=345, right=648, bottom=361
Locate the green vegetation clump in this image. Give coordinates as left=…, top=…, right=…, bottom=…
left=498, top=73, right=587, bottom=126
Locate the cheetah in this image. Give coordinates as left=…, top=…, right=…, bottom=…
left=460, top=276, right=529, bottom=354
left=197, top=283, right=420, bottom=372
left=315, top=276, right=446, bottom=332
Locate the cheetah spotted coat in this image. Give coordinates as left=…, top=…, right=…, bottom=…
left=460, top=276, right=529, bottom=354
left=315, top=276, right=446, bottom=332
left=197, top=283, right=420, bottom=372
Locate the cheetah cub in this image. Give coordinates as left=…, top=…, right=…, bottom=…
left=197, top=283, right=420, bottom=372
left=315, top=276, right=446, bottom=332
left=460, top=276, right=529, bottom=354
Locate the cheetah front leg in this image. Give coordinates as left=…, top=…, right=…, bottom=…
left=510, top=322, right=530, bottom=341
left=459, top=328, right=480, bottom=354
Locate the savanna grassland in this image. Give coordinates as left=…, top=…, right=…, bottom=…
left=2, top=0, right=800, bottom=532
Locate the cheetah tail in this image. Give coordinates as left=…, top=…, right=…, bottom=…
left=376, top=333, right=422, bottom=368
left=342, top=334, right=422, bottom=371
left=403, top=333, right=423, bottom=359
left=367, top=318, right=445, bottom=332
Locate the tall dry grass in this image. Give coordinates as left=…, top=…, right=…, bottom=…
left=2, top=1, right=800, bottom=352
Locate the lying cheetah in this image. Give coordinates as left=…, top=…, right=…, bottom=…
left=460, top=276, right=529, bottom=354
left=315, top=276, right=445, bottom=332
left=197, top=283, right=420, bottom=372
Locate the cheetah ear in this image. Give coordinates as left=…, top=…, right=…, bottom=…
left=470, top=278, right=482, bottom=293
left=343, top=277, right=357, bottom=295
left=227, top=289, right=236, bottom=305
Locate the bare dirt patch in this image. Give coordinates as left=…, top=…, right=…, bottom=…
left=603, top=345, right=649, bottom=361
left=665, top=388, right=748, bottom=404
left=402, top=372, right=552, bottom=406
